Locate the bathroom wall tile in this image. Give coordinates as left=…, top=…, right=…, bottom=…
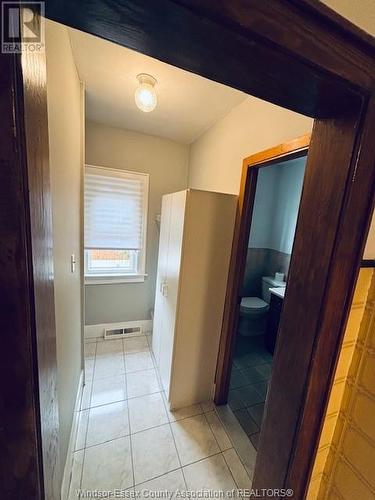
left=128, top=392, right=168, bottom=433
left=132, top=424, right=180, bottom=485
left=81, top=437, right=133, bottom=491
left=86, top=401, right=129, bottom=447
left=171, top=414, right=219, bottom=466
left=351, top=390, right=375, bottom=442
left=342, top=428, right=375, bottom=489
left=333, top=458, right=372, bottom=499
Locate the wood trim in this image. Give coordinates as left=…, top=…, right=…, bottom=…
left=0, top=11, right=59, bottom=500
left=242, top=134, right=311, bottom=168
left=214, top=135, right=310, bottom=405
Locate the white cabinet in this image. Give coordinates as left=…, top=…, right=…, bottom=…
left=152, top=189, right=236, bottom=409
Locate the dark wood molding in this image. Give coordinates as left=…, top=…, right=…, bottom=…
left=0, top=12, right=59, bottom=500
left=214, top=135, right=310, bottom=406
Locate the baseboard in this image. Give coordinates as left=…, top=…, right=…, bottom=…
left=84, top=319, right=153, bottom=340
left=61, top=370, right=84, bottom=500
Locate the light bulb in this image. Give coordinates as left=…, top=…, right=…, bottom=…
left=135, top=74, right=157, bottom=112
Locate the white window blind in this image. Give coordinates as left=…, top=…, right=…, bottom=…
left=84, top=166, right=149, bottom=250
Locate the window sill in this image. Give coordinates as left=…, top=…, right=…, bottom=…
left=85, top=274, right=147, bottom=285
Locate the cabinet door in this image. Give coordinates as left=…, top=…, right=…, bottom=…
left=152, top=194, right=172, bottom=368
left=159, top=191, right=187, bottom=396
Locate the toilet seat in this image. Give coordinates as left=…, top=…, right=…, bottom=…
left=240, top=296, right=269, bottom=314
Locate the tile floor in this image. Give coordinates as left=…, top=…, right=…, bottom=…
left=228, top=335, right=273, bottom=450
left=67, top=334, right=252, bottom=498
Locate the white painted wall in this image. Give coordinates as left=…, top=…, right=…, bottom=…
left=85, top=121, right=189, bottom=325
left=46, top=20, right=83, bottom=481
left=188, top=96, right=313, bottom=195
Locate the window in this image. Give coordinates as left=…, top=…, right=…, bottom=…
left=84, top=165, right=149, bottom=283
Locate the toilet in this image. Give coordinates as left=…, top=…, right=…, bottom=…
left=238, top=276, right=286, bottom=336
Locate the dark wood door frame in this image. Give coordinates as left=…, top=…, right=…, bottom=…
left=4, top=1, right=375, bottom=498
left=215, top=134, right=311, bottom=406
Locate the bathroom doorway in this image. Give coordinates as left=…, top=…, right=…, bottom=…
left=215, top=135, right=310, bottom=445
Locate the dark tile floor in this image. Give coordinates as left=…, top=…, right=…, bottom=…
left=228, top=334, right=273, bottom=450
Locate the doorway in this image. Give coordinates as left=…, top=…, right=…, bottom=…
left=215, top=136, right=310, bottom=452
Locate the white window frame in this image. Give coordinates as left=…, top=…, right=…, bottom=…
left=84, top=164, right=149, bottom=285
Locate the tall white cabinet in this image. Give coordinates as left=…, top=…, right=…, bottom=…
left=152, top=189, right=237, bottom=409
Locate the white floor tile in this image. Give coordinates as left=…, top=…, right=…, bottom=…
left=183, top=454, right=237, bottom=493
left=80, top=379, right=93, bottom=410
left=68, top=450, right=84, bottom=499
left=125, top=350, right=154, bottom=373
left=75, top=410, right=89, bottom=451
left=84, top=342, right=96, bottom=359
left=126, top=368, right=161, bottom=398
left=201, top=401, right=215, bottom=413
left=94, top=353, right=125, bottom=380
left=205, top=411, right=232, bottom=451
left=165, top=402, right=203, bottom=422
left=135, top=469, right=186, bottom=499
left=223, top=448, right=251, bottom=489
left=123, top=336, right=149, bottom=354
left=81, top=436, right=133, bottom=491
left=128, top=392, right=168, bottom=433
left=85, top=358, right=95, bottom=380
left=91, top=375, right=127, bottom=408
left=86, top=401, right=129, bottom=447
left=132, top=424, right=180, bottom=485
left=96, top=339, right=124, bottom=357
left=171, top=414, right=220, bottom=466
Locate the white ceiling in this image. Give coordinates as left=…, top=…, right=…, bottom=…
left=68, top=28, right=247, bottom=144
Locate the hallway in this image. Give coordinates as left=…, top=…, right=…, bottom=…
left=68, top=335, right=252, bottom=497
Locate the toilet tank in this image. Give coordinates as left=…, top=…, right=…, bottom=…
left=261, top=276, right=286, bottom=303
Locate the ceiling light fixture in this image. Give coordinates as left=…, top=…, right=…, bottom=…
left=135, top=73, right=158, bottom=112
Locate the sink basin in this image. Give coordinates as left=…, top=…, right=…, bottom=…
left=269, top=286, right=285, bottom=299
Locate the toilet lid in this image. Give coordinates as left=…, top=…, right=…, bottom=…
left=240, top=297, right=268, bottom=311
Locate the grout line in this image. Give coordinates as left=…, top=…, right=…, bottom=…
left=124, top=348, right=136, bottom=489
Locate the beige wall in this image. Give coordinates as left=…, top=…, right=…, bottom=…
left=46, top=20, right=83, bottom=480
left=85, top=121, right=189, bottom=325
left=188, top=96, right=313, bottom=195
